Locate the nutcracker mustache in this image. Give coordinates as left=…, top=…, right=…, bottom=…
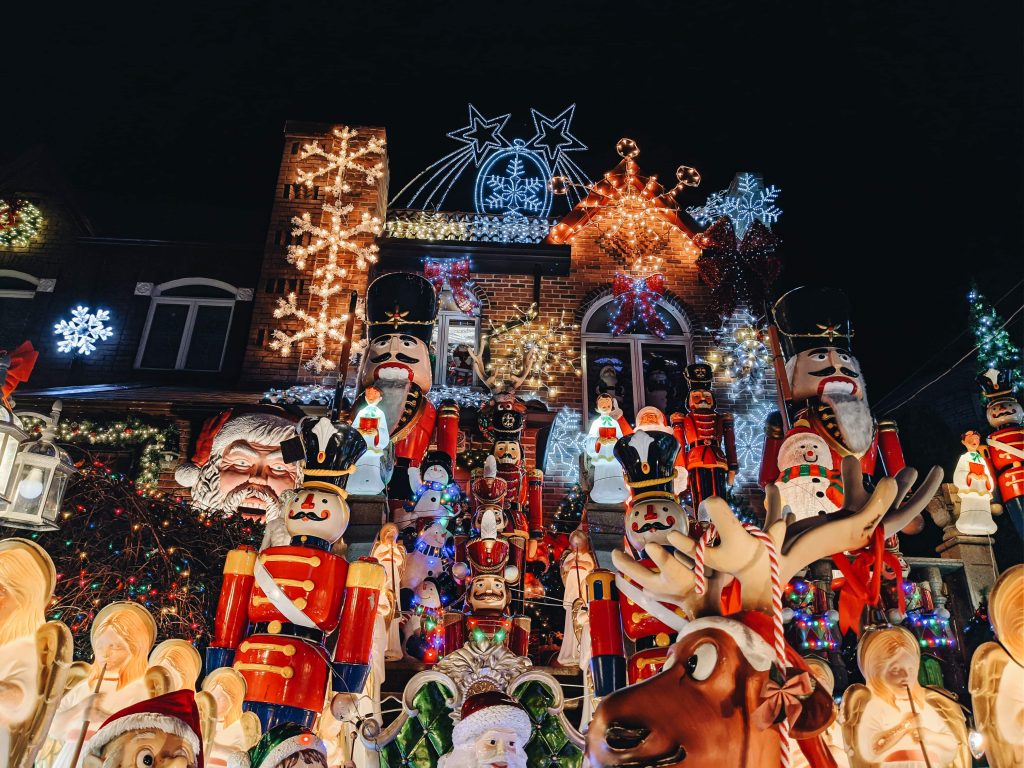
left=371, top=352, right=420, bottom=365
left=288, top=509, right=329, bottom=521
left=634, top=519, right=673, bottom=533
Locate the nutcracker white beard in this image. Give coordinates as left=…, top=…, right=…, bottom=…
left=821, top=391, right=874, bottom=456
left=371, top=374, right=414, bottom=434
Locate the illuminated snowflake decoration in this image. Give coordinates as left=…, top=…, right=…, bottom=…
left=686, top=172, right=782, bottom=238
left=54, top=306, right=113, bottom=355
left=544, top=407, right=588, bottom=482
left=478, top=141, right=549, bottom=216
left=732, top=400, right=774, bottom=485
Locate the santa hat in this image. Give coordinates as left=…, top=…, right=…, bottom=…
left=452, top=690, right=532, bottom=748
left=228, top=723, right=326, bottom=768
left=676, top=611, right=810, bottom=674
left=87, top=690, right=203, bottom=767
left=175, top=408, right=296, bottom=487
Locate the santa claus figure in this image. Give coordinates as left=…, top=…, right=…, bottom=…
left=979, top=368, right=1024, bottom=538
left=634, top=406, right=687, bottom=497
left=175, top=408, right=301, bottom=520
left=347, top=386, right=392, bottom=497
left=774, top=420, right=844, bottom=521
left=953, top=429, right=998, bottom=535
left=586, top=394, right=630, bottom=504
left=82, top=690, right=203, bottom=768
left=230, top=722, right=328, bottom=768
left=760, top=287, right=908, bottom=503
left=437, top=691, right=532, bottom=768
left=352, top=273, right=441, bottom=506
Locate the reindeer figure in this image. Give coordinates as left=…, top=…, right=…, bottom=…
left=587, top=456, right=942, bottom=768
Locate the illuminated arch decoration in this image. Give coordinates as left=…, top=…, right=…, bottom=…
left=389, top=103, right=591, bottom=215
left=0, top=199, right=43, bottom=247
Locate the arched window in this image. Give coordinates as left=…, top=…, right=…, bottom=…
left=430, top=284, right=481, bottom=387
left=581, top=295, right=693, bottom=420
left=135, top=278, right=243, bottom=371
left=0, top=270, right=54, bottom=350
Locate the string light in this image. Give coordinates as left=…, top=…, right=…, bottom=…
left=271, top=126, right=385, bottom=374
left=484, top=303, right=581, bottom=397
left=967, top=283, right=1022, bottom=390
left=385, top=209, right=558, bottom=244
left=475, top=140, right=551, bottom=217
left=549, top=138, right=702, bottom=276
left=0, top=198, right=43, bottom=247
left=686, top=172, right=782, bottom=238
left=701, top=309, right=773, bottom=397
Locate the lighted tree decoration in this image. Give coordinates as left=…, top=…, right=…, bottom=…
left=0, top=458, right=257, bottom=657
left=271, top=126, right=386, bottom=374
left=550, top=482, right=585, bottom=534
left=968, top=283, right=1022, bottom=389
left=549, top=138, right=702, bottom=276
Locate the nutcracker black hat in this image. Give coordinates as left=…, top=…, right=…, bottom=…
left=491, top=408, right=525, bottom=442
left=978, top=368, right=1015, bottom=401
left=613, top=430, right=681, bottom=503
left=772, top=285, right=854, bottom=357
left=683, top=362, right=715, bottom=392
left=295, top=416, right=367, bottom=495
left=364, top=272, right=438, bottom=344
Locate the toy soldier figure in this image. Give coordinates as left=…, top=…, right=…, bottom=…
left=979, top=368, right=1024, bottom=538
left=206, top=417, right=384, bottom=731
left=671, top=363, right=738, bottom=511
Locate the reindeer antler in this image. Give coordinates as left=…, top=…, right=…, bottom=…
left=613, top=456, right=921, bottom=615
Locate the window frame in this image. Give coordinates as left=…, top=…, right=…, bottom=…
left=580, top=294, right=693, bottom=419
left=134, top=278, right=239, bottom=372
left=0, top=269, right=42, bottom=299
left=433, top=307, right=482, bottom=387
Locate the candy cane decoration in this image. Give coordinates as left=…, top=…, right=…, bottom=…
left=693, top=523, right=717, bottom=596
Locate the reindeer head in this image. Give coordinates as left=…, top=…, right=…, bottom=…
left=588, top=456, right=943, bottom=768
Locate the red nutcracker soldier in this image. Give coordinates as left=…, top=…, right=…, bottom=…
left=206, top=416, right=385, bottom=732
left=444, top=534, right=531, bottom=657
left=759, top=287, right=909, bottom=507
left=611, top=429, right=691, bottom=684
left=979, top=368, right=1024, bottom=538
left=353, top=273, right=449, bottom=507
left=671, top=363, right=738, bottom=512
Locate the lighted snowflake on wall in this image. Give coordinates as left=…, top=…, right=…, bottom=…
left=475, top=139, right=552, bottom=217
left=732, top=401, right=774, bottom=485
left=54, top=306, right=114, bottom=355
left=686, top=172, right=782, bottom=238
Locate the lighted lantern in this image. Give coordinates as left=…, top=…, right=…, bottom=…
left=0, top=401, right=74, bottom=530
left=0, top=406, right=28, bottom=504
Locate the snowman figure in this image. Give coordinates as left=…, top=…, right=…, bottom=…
left=400, top=578, right=444, bottom=661
left=401, top=520, right=452, bottom=591
left=348, top=386, right=393, bottom=496
left=395, top=451, right=455, bottom=529
left=774, top=422, right=844, bottom=521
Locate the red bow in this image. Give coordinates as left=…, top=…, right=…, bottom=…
left=694, top=218, right=781, bottom=316
left=611, top=273, right=667, bottom=338
left=1, top=341, right=38, bottom=405
left=832, top=526, right=906, bottom=635
left=424, top=258, right=477, bottom=315
left=752, top=667, right=814, bottom=730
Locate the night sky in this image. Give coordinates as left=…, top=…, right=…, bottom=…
left=4, top=0, right=1022, bottom=402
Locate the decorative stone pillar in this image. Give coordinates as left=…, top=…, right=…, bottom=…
left=926, top=483, right=1001, bottom=607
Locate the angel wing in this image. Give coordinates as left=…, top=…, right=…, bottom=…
left=970, top=642, right=1015, bottom=768
left=145, top=665, right=175, bottom=698
left=239, top=711, right=262, bottom=749
left=9, top=621, right=73, bottom=768
left=839, top=684, right=876, bottom=768
left=923, top=687, right=971, bottom=768
left=194, top=690, right=218, bottom=757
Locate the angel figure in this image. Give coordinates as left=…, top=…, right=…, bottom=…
left=201, top=667, right=261, bottom=768
left=148, top=639, right=202, bottom=692
left=970, top=564, right=1024, bottom=768
left=49, top=601, right=157, bottom=768
left=842, top=626, right=969, bottom=768
left=0, top=538, right=72, bottom=768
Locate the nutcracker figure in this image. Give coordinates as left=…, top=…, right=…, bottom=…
left=353, top=273, right=440, bottom=505
left=759, top=286, right=907, bottom=495
left=206, top=416, right=385, bottom=732
left=671, top=363, right=737, bottom=512
left=979, top=368, right=1024, bottom=538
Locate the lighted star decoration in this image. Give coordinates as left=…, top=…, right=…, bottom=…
left=527, top=105, right=589, bottom=205
left=483, top=303, right=581, bottom=398
left=447, top=104, right=511, bottom=165
left=549, top=138, right=702, bottom=275
left=54, top=306, right=114, bottom=355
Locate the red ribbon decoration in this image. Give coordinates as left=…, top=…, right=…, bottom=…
left=694, top=217, right=781, bottom=317
left=752, top=667, right=814, bottom=730
left=831, top=526, right=907, bottom=635
left=610, top=273, right=667, bottom=338
left=423, top=258, right=478, bottom=315
left=1, top=341, right=38, bottom=406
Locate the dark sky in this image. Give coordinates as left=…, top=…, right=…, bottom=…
left=3, top=0, right=1022, bottom=400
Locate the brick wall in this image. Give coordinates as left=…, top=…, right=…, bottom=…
left=241, top=124, right=389, bottom=386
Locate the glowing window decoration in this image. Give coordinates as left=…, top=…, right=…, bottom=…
left=732, top=400, right=774, bottom=485
left=388, top=103, right=590, bottom=214
left=702, top=309, right=773, bottom=397
left=544, top=407, right=588, bottom=482
left=549, top=138, right=702, bottom=276
left=475, top=139, right=552, bottom=217
left=271, top=126, right=385, bottom=374
left=385, top=209, right=558, bottom=244
left=54, top=306, right=113, bottom=355
left=686, top=172, right=782, bottom=238
left=0, top=199, right=43, bottom=247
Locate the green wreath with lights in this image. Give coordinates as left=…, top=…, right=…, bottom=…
left=0, top=199, right=43, bottom=247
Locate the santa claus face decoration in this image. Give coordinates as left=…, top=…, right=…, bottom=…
left=787, top=346, right=864, bottom=402
left=472, top=729, right=528, bottom=768
left=625, top=498, right=686, bottom=553
left=284, top=487, right=350, bottom=543
left=85, top=731, right=198, bottom=768
left=469, top=574, right=508, bottom=612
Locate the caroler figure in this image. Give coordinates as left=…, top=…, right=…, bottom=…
left=205, top=416, right=385, bottom=731
left=671, top=363, right=737, bottom=513
left=953, top=429, right=998, bottom=535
